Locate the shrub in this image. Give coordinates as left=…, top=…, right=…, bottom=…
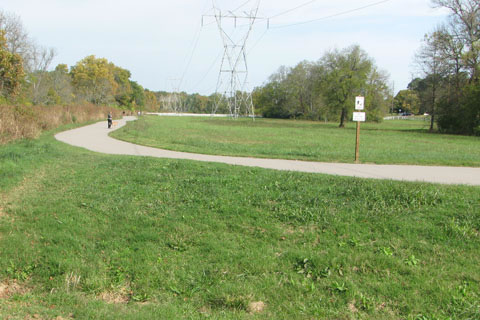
left=0, top=104, right=128, bottom=144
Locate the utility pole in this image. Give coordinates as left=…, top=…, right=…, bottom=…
left=203, top=0, right=267, bottom=119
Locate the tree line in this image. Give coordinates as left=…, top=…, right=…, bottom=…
left=252, top=45, right=391, bottom=127
left=0, top=10, right=231, bottom=114
left=0, top=11, right=162, bottom=110
left=394, top=0, right=480, bottom=135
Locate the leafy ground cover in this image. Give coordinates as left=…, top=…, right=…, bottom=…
left=0, top=126, right=479, bottom=319
left=111, top=116, right=480, bottom=167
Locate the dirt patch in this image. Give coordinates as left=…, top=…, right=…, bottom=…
left=247, top=301, right=266, bottom=314
left=348, top=301, right=359, bottom=313
left=98, top=288, right=130, bottom=304
left=0, top=280, right=29, bottom=299
left=198, top=306, right=211, bottom=316
left=0, top=207, right=6, bottom=218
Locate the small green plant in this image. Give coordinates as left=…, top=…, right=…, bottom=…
left=295, top=258, right=315, bottom=277
left=379, top=246, right=394, bottom=256
left=411, top=314, right=442, bottom=320
left=6, top=261, right=34, bottom=281
left=357, top=293, right=374, bottom=311
left=109, top=266, right=129, bottom=285
left=347, top=237, right=359, bottom=247
left=332, top=281, right=347, bottom=293
left=131, top=292, right=149, bottom=302
left=319, top=267, right=331, bottom=278
left=458, top=281, right=469, bottom=297
left=405, top=255, right=419, bottom=266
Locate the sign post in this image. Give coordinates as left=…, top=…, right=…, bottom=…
left=354, top=97, right=365, bottom=164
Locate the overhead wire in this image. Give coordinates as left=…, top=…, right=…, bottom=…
left=232, top=0, right=252, bottom=13
left=177, top=0, right=211, bottom=90
left=234, top=0, right=319, bottom=28
left=270, top=0, right=393, bottom=29
left=191, top=51, right=223, bottom=91
left=247, top=29, right=268, bottom=55
left=269, top=0, right=320, bottom=19
left=187, top=0, right=394, bottom=94
left=190, top=0, right=259, bottom=93
left=178, top=24, right=202, bottom=89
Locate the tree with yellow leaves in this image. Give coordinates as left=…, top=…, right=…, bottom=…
left=70, top=55, right=119, bottom=105
left=0, top=30, right=24, bottom=99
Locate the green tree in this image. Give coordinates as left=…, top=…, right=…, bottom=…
left=253, top=74, right=291, bottom=119
left=416, top=31, right=446, bottom=131
left=364, top=67, right=391, bottom=121
left=413, top=0, right=480, bottom=135
left=129, top=81, right=145, bottom=108
left=285, top=61, right=315, bottom=118
left=321, top=45, right=373, bottom=127
left=437, top=82, right=480, bottom=135
left=394, top=90, right=421, bottom=114
left=253, top=46, right=389, bottom=122
left=113, top=66, right=132, bottom=106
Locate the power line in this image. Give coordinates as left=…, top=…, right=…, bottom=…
left=177, top=0, right=211, bottom=90
left=178, top=24, right=202, bottom=89
left=248, top=29, right=268, bottom=55
left=191, top=51, right=223, bottom=91
left=269, top=0, right=320, bottom=19
left=232, top=0, right=252, bottom=13
left=271, top=0, right=393, bottom=29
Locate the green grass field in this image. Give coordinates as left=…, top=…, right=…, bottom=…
left=110, top=116, right=480, bottom=167
left=0, top=120, right=479, bottom=319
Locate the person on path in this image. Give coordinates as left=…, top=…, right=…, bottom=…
left=107, top=112, right=112, bottom=129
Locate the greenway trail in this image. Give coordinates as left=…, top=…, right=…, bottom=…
left=55, top=116, right=480, bottom=186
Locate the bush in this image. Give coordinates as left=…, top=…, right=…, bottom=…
left=0, top=104, right=128, bottom=144
left=437, top=84, right=480, bottom=136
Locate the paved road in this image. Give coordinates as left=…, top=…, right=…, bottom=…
left=55, top=116, right=480, bottom=186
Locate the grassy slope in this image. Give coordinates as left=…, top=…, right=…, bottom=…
left=110, top=116, right=480, bottom=167
left=0, top=127, right=479, bottom=319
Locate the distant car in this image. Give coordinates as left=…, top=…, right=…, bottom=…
left=402, top=112, right=413, bottom=116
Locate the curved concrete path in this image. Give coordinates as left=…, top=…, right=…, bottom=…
left=55, top=116, right=480, bottom=186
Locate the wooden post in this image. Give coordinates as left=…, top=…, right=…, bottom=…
left=355, top=121, right=360, bottom=164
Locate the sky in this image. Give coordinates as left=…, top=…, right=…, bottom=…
left=1, top=0, right=449, bottom=95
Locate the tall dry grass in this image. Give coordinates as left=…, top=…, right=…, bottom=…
left=0, top=105, right=127, bottom=144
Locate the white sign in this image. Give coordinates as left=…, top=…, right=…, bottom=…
left=353, top=112, right=366, bottom=122
left=355, top=96, right=365, bottom=110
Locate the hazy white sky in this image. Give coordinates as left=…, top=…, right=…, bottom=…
left=1, top=0, right=448, bottom=95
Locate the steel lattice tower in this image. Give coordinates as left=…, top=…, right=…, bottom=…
left=206, top=0, right=262, bottom=118
left=166, top=78, right=184, bottom=113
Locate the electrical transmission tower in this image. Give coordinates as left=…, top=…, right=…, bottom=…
left=204, top=0, right=265, bottom=118
left=166, top=78, right=184, bottom=113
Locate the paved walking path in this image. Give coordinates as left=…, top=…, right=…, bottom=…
left=55, top=116, right=480, bottom=186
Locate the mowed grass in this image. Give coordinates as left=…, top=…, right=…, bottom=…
left=111, top=116, right=480, bottom=167
left=0, top=127, right=479, bottom=319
